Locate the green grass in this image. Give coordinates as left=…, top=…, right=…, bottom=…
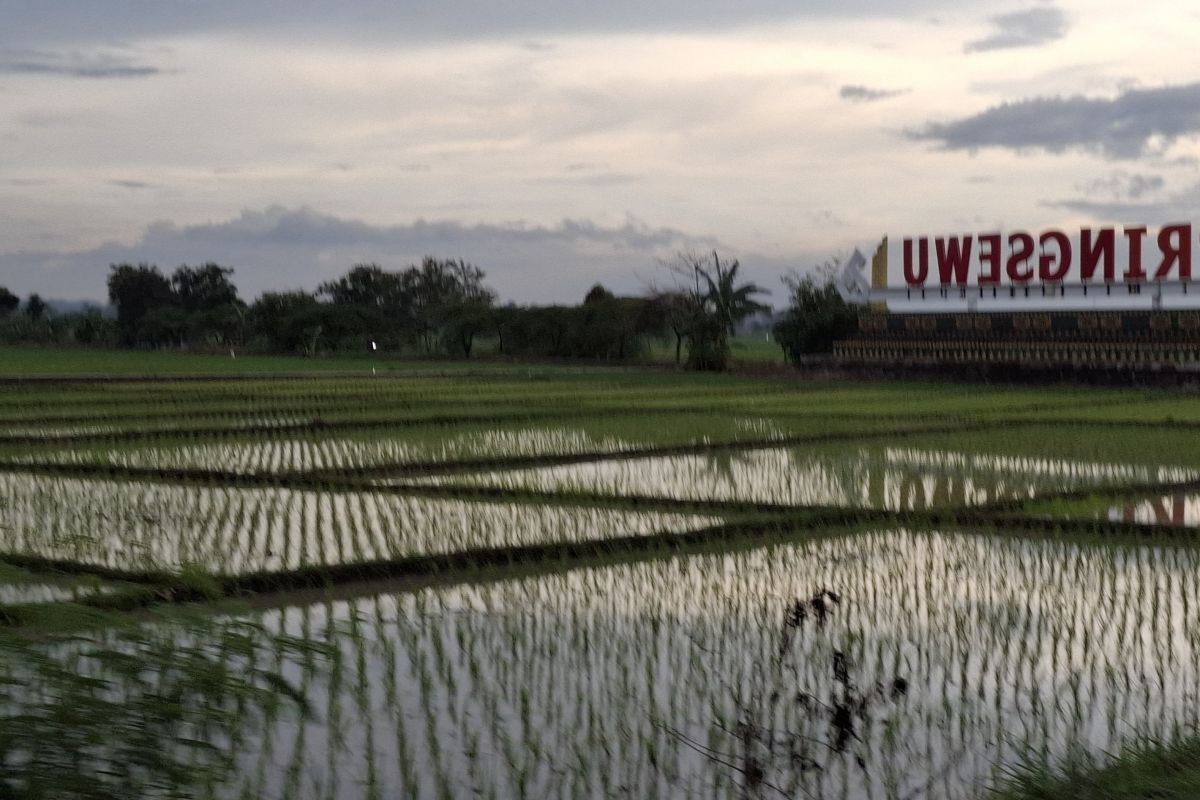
left=0, top=337, right=785, bottom=376
left=0, top=344, right=519, bottom=376
left=641, top=334, right=787, bottom=365
left=993, top=736, right=1200, bottom=799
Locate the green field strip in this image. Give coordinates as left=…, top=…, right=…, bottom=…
left=0, top=377, right=804, bottom=415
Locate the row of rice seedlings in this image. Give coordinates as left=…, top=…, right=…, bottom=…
left=421, top=444, right=1171, bottom=510
left=0, top=472, right=720, bottom=575
left=0, top=386, right=627, bottom=430
left=190, top=527, right=1200, bottom=799
left=7, top=411, right=855, bottom=476
left=12, top=427, right=640, bottom=475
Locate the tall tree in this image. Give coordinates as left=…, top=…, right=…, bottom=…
left=647, top=290, right=702, bottom=365
left=583, top=284, right=615, bottom=305
left=250, top=291, right=324, bottom=353
left=661, top=251, right=768, bottom=370
left=403, top=257, right=495, bottom=352
left=695, top=251, right=771, bottom=336
left=172, top=264, right=240, bottom=313
left=318, top=264, right=407, bottom=310
left=107, top=264, right=175, bottom=345
left=23, top=294, right=47, bottom=322
left=318, top=264, right=409, bottom=346
left=0, top=287, right=19, bottom=317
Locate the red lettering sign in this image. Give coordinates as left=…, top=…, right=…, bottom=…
left=935, top=235, right=973, bottom=286
left=1006, top=232, right=1035, bottom=284
left=1156, top=223, right=1192, bottom=279
left=977, top=234, right=1002, bottom=286
left=903, top=238, right=928, bottom=286
left=1123, top=227, right=1148, bottom=281
left=1080, top=227, right=1116, bottom=282
left=891, top=224, right=1195, bottom=289
left=1038, top=231, right=1071, bottom=282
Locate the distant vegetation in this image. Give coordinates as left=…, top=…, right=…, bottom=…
left=0, top=250, right=823, bottom=371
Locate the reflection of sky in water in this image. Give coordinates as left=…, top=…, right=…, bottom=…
left=427, top=446, right=1197, bottom=509
left=191, top=529, right=1200, bottom=799
left=0, top=579, right=113, bottom=606
left=0, top=473, right=718, bottom=575
left=1107, top=495, right=1200, bottom=527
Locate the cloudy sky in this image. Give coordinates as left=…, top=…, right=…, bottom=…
left=3, top=0, right=1199, bottom=305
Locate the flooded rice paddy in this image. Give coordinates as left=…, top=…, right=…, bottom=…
left=15, top=529, right=1197, bottom=800
left=2, top=372, right=1200, bottom=799
left=422, top=444, right=1196, bottom=510
left=0, top=472, right=718, bottom=574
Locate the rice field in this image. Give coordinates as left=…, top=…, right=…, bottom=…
left=3, top=365, right=1200, bottom=799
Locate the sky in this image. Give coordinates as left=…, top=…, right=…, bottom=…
left=2, top=0, right=1200, bottom=306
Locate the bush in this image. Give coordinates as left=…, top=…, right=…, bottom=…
left=773, top=271, right=858, bottom=361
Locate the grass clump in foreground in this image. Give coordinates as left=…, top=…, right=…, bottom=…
left=0, top=613, right=328, bottom=800
left=994, top=736, right=1200, bottom=799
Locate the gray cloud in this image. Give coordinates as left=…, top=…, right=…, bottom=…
left=109, top=179, right=155, bottom=190
left=1046, top=180, right=1200, bottom=222
left=7, top=0, right=993, bottom=45
left=908, top=82, right=1200, bottom=159
left=964, top=7, right=1067, bottom=53
left=0, top=206, right=798, bottom=305
left=1076, top=171, right=1165, bottom=201
left=839, top=84, right=905, bottom=103
left=0, top=47, right=165, bottom=78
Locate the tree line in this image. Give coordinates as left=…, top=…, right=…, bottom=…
left=0, top=251, right=856, bottom=369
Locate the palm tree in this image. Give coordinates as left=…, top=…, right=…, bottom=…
left=696, top=251, right=771, bottom=336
